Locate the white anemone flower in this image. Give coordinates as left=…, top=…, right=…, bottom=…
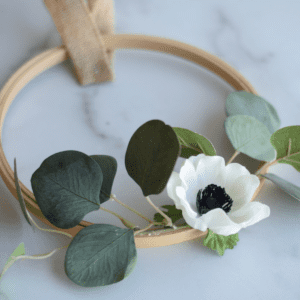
left=167, top=154, right=270, bottom=236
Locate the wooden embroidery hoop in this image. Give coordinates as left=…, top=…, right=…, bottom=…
left=0, top=33, right=268, bottom=248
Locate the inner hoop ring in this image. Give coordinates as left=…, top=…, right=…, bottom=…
left=0, top=34, right=267, bottom=248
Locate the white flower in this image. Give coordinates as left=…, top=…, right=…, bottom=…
left=167, top=154, right=270, bottom=236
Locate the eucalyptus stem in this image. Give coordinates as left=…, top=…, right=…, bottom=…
left=145, top=196, right=173, bottom=228
left=255, top=159, right=278, bottom=176
left=100, top=207, right=137, bottom=229
left=110, top=194, right=153, bottom=223
left=0, top=245, right=69, bottom=280
left=134, top=223, right=155, bottom=236
left=27, top=210, right=73, bottom=239
left=226, top=151, right=240, bottom=165
left=18, top=244, right=69, bottom=261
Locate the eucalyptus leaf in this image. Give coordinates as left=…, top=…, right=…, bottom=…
left=153, top=205, right=186, bottom=224
left=14, top=158, right=34, bottom=228
left=262, top=173, right=300, bottom=201
left=203, top=229, right=239, bottom=256
left=65, top=224, right=137, bottom=287
left=0, top=242, right=25, bottom=280
left=172, top=127, right=216, bottom=158
left=226, top=91, right=281, bottom=133
left=270, top=126, right=300, bottom=172
left=125, top=119, right=180, bottom=197
left=90, top=155, right=117, bottom=204
left=225, top=115, right=276, bottom=161
left=31, top=150, right=103, bottom=229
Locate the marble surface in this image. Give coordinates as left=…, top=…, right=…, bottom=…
left=0, top=1, right=300, bottom=299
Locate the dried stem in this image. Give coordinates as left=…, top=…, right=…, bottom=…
left=0, top=245, right=69, bottom=280
left=27, top=210, right=73, bottom=239
left=100, top=207, right=137, bottom=229
left=17, top=244, right=69, bottom=261
left=110, top=194, right=153, bottom=223
left=255, top=159, right=278, bottom=176
left=145, top=196, right=173, bottom=227
left=134, top=223, right=155, bottom=236
left=226, top=151, right=240, bottom=165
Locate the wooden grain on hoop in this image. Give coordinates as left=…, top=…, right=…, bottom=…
left=0, top=34, right=267, bottom=248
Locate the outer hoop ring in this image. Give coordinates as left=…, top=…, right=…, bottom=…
left=0, top=34, right=267, bottom=248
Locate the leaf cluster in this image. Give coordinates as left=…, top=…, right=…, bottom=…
left=9, top=119, right=217, bottom=286
left=224, top=91, right=279, bottom=162
left=225, top=91, right=300, bottom=202
left=6, top=101, right=300, bottom=285
left=12, top=151, right=138, bottom=287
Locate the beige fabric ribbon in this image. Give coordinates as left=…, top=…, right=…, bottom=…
left=44, top=0, right=115, bottom=85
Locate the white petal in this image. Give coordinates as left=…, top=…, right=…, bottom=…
left=224, top=163, right=251, bottom=190
left=182, top=211, right=203, bottom=230
left=226, top=175, right=260, bottom=212
left=185, top=185, right=201, bottom=210
left=196, top=208, right=243, bottom=236
left=175, top=186, right=198, bottom=216
left=168, top=181, right=201, bottom=230
left=195, top=155, right=226, bottom=187
left=187, top=153, right=206, bottom=169
left=174, top=186, right=200, bottom=230
left=228, top=202, right=270, bottom=228
left=167, top=171, right=183, bottom=205
left=179, top=159, right=198, bottom=190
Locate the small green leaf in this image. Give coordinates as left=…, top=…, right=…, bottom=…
left=14, top=158, right=34, bottom=229
left=203, top=229, right=239, bottom=256
left=65, top=224, right=137, bottom=287
left=226, top=91, right=281, bottom=133
left=270, top=126, right=300, bottom=172
left=0, top=242, right=25, bottom=280
left=225, top=115, right=276, bottom=161
left=153, top=205, right=186, bottom=224
left=262, top=173, right=300, bottom=201
left=90, top=155, right=117, bottom=204
left=172, top=127, right=216, bottom=159
left=31, top=150, right=103, bottom=229
left=125, top=120, right=180, bottom=197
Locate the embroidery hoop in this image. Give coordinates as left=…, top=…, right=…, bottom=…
left=0, top=33, right=268, bottom=248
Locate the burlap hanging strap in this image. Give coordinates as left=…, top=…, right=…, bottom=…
left=44, top=0, right=115, bottom=85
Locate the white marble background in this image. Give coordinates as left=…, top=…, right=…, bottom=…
left=0, top=1, right=300, bottom=299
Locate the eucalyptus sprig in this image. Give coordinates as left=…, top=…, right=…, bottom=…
left=224, top=91, right=300, bottom=205
left=2, top=91, right=300, bottom=285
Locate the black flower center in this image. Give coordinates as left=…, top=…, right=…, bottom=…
left=196, top=184, right=233, bottom=216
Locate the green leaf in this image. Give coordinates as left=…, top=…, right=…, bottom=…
left=270, top=126, right=300, bottom=172
left=14, top=158, right=34, bottom=229
left=172, top=127, right=216, bottom=159
left=203, top=229, right=239, bottom=256
left=31, top=150, right=103, bottom=229
left=225, top=115, right=276, bottom=161
left=153, top=205, right=186, bottom=224
left=125, top=120, right=180, bottom=197
left=90, top=155, right=117, bottom=204
left=65, top=224, right=137, bottom=287
left=225, top=91, right=281, bottom=133
left=0, top=242, right=25, bottom=280
left=262, top=173, right=300, bottom=201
